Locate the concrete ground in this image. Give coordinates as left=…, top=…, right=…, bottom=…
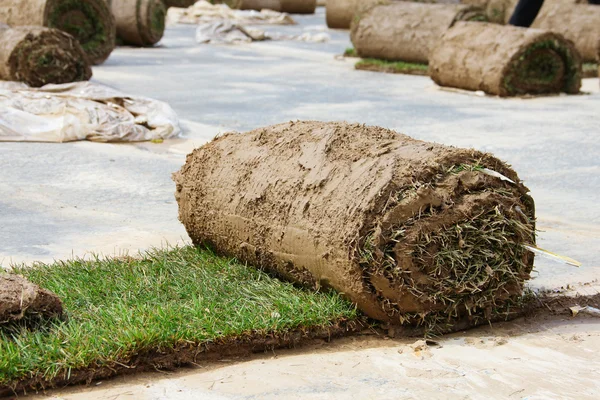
left=2, top=7, right=600, bottom=399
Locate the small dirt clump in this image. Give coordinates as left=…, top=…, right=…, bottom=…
left=0, top=274, right=63, bottom=324
left=175, top=121, right=537, bottom=334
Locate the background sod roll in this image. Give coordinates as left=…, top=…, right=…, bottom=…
left=350, top=2, right=487, bottom=64
left=108, top=0, right=166, bottom=46
left=224, top=0, right=283, bottom=11
left=163, top=0, right=197, bottom=7
left=0, top=25, right=92, bottom=87
left=174, top=121, right=536, bottom=332
left=429, top=22, right=582, bottom=96
left=280, top=0, right=317, bottom=14
left=0, top=0, right=116, bottom=65
left=532, top=4, right=600, bottom=62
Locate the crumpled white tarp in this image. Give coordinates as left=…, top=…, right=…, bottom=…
left=195, top=21, right=329, bottom=44
left=166, top=0, right=295, bottom=26
left=0, top=81, right=182, bottom=142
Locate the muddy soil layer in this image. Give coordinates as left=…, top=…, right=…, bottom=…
left=225, top=0, right=283, bottom=11
left=0, top=25, right=92, bottom=87
left=429, top=22, right=581, bottom=96
left=532, top=4, right=600, bottom=62
left=0, top=0, right=116, bottom=65
left=0, top=274, right=63, bottom=324
left=175, top=121, right=536, bottom=331
left=108, top=0, right=166, bottom=46
left=350, top=2, right=486, bottom=64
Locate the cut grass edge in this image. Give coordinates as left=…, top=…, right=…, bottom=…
left=355, top=58, right=429, bottom=76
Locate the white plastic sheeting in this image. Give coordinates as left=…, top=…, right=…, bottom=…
left=0, top=81, right=181, bottom=142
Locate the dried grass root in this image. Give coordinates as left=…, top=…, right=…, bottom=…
left=174, top=121, right=537, bottom=334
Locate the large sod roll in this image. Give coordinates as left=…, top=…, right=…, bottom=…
left=326, top=0, right=381, bottom=29
left=532, top=4, right=600, bottom=62
left=0, top=24, right=92, bottom=87
left=280, top=0, right=317, bottom=13
left=429, top=22, right=582, bottom=96
left=174, top=121, right=536, bottom=332
left=224, top=0, right=283, bottom=11
left=0, top=0, right=116, bottom=65
left=350, top=2, right=487, bottom=64
left=108, top=0, right=166, bottom=46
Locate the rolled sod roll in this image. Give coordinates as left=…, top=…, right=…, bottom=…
left=532, top=4, right=600, bottom=62
left=108, top=0, right=166, bottom=46
left=429, top=22, right=582, bottom=96
left=175, top=121, right=536, bottom=330
left=1, top=274, right=63, bottom=324
left=326, top=0, right=380, bottom=29
left=350, top=2, right=487, bottom=64
left=280, top=0, right=317, bottom=13
left=224, top=0, right=283, bottom=11
left=0, top=24, right=92, bottom=87
left=0, top=0, right=116, bottom=65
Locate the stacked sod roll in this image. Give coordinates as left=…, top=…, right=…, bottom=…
left=429, top=22, right=582, bottom=96
left=532, top=3, right=600, bottom=62
left=107, top=0, right=166, bottom=46
left=351, top=2, right=487, bottom=64
left=0, top=23, right=92, bottom=87
left=0, top=0, right=116, bottom=64
left=175, top=121, right=537, bottom=332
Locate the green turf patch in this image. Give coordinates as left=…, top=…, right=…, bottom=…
left=355, top=58, right=429, bottom=76
left=344, top=47, right=358, bottom=57
left=0, top=246, right=357, bottom=393
left=583, top=62, right=599, bottom=78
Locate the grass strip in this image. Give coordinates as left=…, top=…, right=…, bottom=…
left=355, top=58, right=429, bottom=76
left=582, top=62, right=598, bottom=78
left=0, top=246, right=358, bottom=393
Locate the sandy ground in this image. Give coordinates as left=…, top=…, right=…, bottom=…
left=2, top=6, right=600, bottom=400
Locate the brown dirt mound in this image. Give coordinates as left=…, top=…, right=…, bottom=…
left=0, top=24, right=92, bottom=87
left=0, top=0, right=116, bottom=65
left=350, top=2, right=487, bottom=64
left=108, top=0, right=166, bottom=46
left=174, top=121, right=537, bottom=332
left=0, top=274, right=63, bottom=324
left=532, top=3, right=600, bottom=62
left=429, top=22, right=582, bottom=96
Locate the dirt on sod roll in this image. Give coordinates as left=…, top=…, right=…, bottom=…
left=429, top=22, right=581, bottom=96
left=107, top=0, right=166, bottom=46
left=224, top=0, right=283, bottom=11
left=350, top=2, right=486, bottom=64
left=0, top=0, right=116, bottom=65
left=532, top=4, right=600, bottom=62
left=0, top=274, right=63, bottom=324
left=0, top=24, right=92, bottom=87
left=175, top=121, right=537, bottom=333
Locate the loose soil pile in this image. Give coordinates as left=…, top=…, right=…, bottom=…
left=350, top=2, right=486, bottom=64
left=429, top=22, right=582, bottom=96
left=532, top=4, right=600, bottom=62
left=0, top=0, right=116, bottom=65
left=175, top=121, right=537, bottom=332
left=108, top=0, right=166, bottom=46
left=0, top=24, right=92, bottom=87
left=0, top=274, right=63, bottom=324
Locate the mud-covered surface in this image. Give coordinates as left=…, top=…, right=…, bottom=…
left=0, top=274, right=63, bottom=324
left=430, top=22, right=582, bottom=96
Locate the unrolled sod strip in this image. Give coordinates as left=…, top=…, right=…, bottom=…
left=350, top=2, right=486, bottom=64
left=224, top=0, right=283, bottom=11
left=532, top=4, right=600, bottom=62
left=0, top=0, right=116, bottom=65
left=429, top=22, right=582, bottom=96
left=175, top=121, right=536, bottom=332
left=0, top=24, right=92, bottom=87
left=107, top=0, right=166, bottom=46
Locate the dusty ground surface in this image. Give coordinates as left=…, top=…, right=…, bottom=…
left=1, top=7, right=599, bottom=399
